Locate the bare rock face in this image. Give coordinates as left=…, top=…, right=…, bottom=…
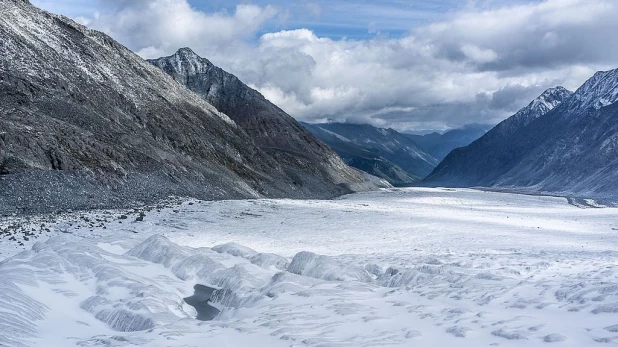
left=0, top=0, right=378, bottom=215
left=148, top=48, right=379, bottom=193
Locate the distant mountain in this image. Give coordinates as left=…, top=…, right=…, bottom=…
left=405, top=124, right=492, bottom=161
left=424, top=87, right=574, bottom=187
left=0, top=0, right=380, bottom=215
left=425, top=73, right=618, bottom=202
left=301, top=122, right=438, bottom=185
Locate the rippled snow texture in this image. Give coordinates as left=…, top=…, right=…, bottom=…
left=2, top=188, right=618, bottom=346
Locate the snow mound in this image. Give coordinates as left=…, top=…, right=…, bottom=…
left=492, top=328, right=529, bottom=340
left=544, top=333, right=567, bottom=342
left=94, top=309, right=154, bottom=332
left=127, top=237, right=270, bottom=307
left=126, top=235, right=192, bottom=267
left=0, top=280, right=47, bottom=347
left=212, top=242, right=289, bottom=270
left=212, top=242, right=259, bottom=259
left=260, top=271, right=325, bottom=298
left=288, top=251, right=372, bottom=282
left=249, top=252, right=289, bottom=270
left=170, top=254, right=225, bottom=281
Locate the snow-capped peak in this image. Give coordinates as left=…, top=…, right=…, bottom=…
left=501, top=86, right=573, bottom=132
left=572, top=68, right=618, bottom=110
left=176, top=47, right=197, bottom=55
left=174, top=47, right=202, bottom=61
left=155, top=47, right=213, bottom=76
left=528, top=86, right=573, bottom=115
left=478, top=86, right=573, bottom=140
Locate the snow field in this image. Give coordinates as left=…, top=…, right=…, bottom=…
left=1, top=188, right=618, bottom=346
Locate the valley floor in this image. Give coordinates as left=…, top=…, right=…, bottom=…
left=2, top=188, right=618, bottom=346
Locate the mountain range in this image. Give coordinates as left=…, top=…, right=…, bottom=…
left=301, top=122, right=491, bottom=185
left=0, top=0, right=382, bottom=215
left=405, top=124, right=492, bottom=161
left=425, top=72, right=618, bottom=202
left=2, top=0, right=617, bottom=211
left=301, top=122, right=438, bottom=185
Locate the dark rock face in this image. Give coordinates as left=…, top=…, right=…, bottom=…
left=300, top=122, right=438, bottom=185
left=148, top=48, right=374, bottom=193
left=0, top=0, right=377, bottom=215
left=425, top=76, right=618, bottom=202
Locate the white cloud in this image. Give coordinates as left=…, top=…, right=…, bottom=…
left=45, top=0, right=618, bottom=130
left=460, top=44, right=499, bottom=64
left=78, top=0, right=279, bottom=59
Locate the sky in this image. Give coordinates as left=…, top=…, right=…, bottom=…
left=31, top=0, right=618, bottom=131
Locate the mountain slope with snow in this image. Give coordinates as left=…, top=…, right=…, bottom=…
left=425, top=70, right=618, bottom=202
left=301, top=122, right=439, bottom=185
left=425, top=86, right=573, bottom=186
left=424, top=76, right=618, bottom=201
left=147, top=49, right=377, bottom=196
left=494, top=71, right=618, bottom=198
left=0, top=0, right=378, bottom=215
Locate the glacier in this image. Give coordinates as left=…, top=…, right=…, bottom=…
left=2, top=188, right=618, bottom=346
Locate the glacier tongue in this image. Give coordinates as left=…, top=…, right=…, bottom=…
left=6, top=231, right=618, bottom=346
left=3, top=189, right=618, bottom=346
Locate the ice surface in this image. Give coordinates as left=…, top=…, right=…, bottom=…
left=2, top=188, right=618, bottom=346
left=288, top=251, right=372, bottom=282
left=212, top=242, right=259, bottom=259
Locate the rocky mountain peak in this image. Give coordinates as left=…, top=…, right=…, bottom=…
left=153, top=47, right=214, bottom=77
left=572, top=68, right=618, bottom=110
left=148, top=48, right=383, bottom=195
left=528, top=86, right=573, bottom=115
left=0, top=2, right=380, bottom=215
left=424, top=67, right=618, bottom=202
left=493, top=86, right=574, bottom=135
left=174, top=47, right=206, bottom=63
left=175, top=47, right=199, bottom=56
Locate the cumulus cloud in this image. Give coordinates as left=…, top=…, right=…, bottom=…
left=74, top=0, right=279, bottom=59
left=42, top=0, right=618, bottom=130
left=419, top=0, right=618, bottom=72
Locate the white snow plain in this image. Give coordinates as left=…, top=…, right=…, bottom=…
left=2, top=187, right=618, bottom=346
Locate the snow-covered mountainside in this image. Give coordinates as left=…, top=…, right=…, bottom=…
left=301, top=122, right=439, bottom=185
left=405, top=123, right=492, bottom=161
left=571, top=70, right=618, bottom=110
left=147, top=49, right=379, bottom=196
left=425, top=75, right=618, bottom=201
left=0, top=0, right=379, bottom=215
left=2, top=188, right=618, bottom=346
